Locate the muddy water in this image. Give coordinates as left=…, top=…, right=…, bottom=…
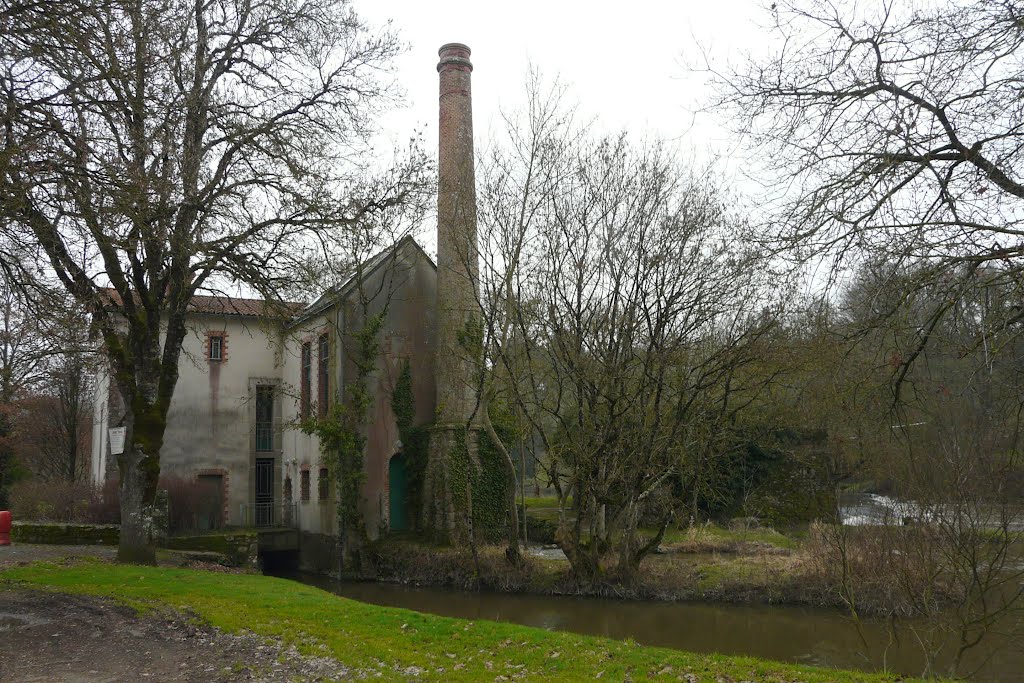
left=283, top=572, right=1023, bottom=682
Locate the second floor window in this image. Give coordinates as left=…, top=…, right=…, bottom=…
left=300, top=342, right=312, bottom=419
left=300, top=469, right=310, bottom=502
left=209, top=335, right=223, bottom=361
left=318, top=467, right=329, bottom=501
left=318, top=334, right=329, bottom=418
left=255, top=386, right=273, bottom=452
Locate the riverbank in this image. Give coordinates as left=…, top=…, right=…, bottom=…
left=367, top=523, right=844, bottom=611
left=0, top=557, right=916, bottom=682
left=367, top=518, right=1023, bottom=617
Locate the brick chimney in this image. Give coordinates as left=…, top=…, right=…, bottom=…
left=423, top=43, right=480, bottom=542
left=435, top=42, right=478, bottom=425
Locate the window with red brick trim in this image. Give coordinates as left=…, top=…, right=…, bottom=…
left=209, top=334, right=224, bottom=361
left=317, top=333, right=329, bottom=418
left=300, top=342, right=311, bottom=419
left=318, top=467, right=329, bottom=501
left=300, top=469, right=310, bottom=502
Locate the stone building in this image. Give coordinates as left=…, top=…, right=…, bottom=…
left=90, top=239, right=437, bottom=540
left=90, top=43, right=481, bottom=557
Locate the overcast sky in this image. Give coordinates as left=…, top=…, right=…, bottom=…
left=356, top=0, right=776, bottom=168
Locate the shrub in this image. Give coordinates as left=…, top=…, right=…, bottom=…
left=804, top=520, right=958, bottom=617
left=85, top=479, right=121, bottom=523
left=9, top=478, right=119, bottom=524
left=9, top=474, right=226, bottom=533
left=160, top=474, right=223, bottom=534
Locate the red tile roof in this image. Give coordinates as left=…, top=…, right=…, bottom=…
left=99, top=288, right=304, bottom=318
left=186, top=294, right=304, bottom=317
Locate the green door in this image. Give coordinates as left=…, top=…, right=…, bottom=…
left=389, top=453, right=408, bottom=531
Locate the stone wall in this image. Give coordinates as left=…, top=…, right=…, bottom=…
left=11, top=522, right=120, bottom=545
left=162, top=530, right=259, bottom=568
left=10, top=523, right=259, bottom=570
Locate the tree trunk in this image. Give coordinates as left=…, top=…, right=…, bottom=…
left=557, top=528, right=602, bottom=586
left=616, top=511, right=672, bottom=583
left=116, top=404, right=164, bottom=564
left=557, top=498, right=604, bottom=586
left=519, top=432, right=528, bottom=545
left=117, top=446, right=158, bottom=563
left=481, top=407, right=522, bottom=566
left=0, top=408, right=12, bottom=509
left=336, top=464, right=347, bottom=577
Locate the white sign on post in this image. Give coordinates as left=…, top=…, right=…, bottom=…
left=108, top=427, right=126, bottom=455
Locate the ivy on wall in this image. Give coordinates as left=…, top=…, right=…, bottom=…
left=390, top=359, right=510, bottom=541
left=391, top=360, right=428, bottom=530
left=472, top=428, right=510, bottom=542
left=439, top=425, right=510, bottom=544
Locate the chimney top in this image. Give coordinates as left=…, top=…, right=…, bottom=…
left=437, top=43, right=472, bottom=73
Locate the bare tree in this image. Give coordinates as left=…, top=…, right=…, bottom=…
left=706, top=0, right=1024, bottom=385
left=16, top=348, right=94, bottom=483
left=788, top=259, right=1024, bottom=678
left=478, top=77, right=779, bottom=584
left=815, top=377, right=1024, bottom=678
left=0, top=279, right=58, bottom=506
left=471, top=70, right=582, bottom=567
left=0, top=0, right=427, bottom=561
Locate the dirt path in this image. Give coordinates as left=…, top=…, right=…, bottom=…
left=0, top=543, right=118, bottom=568
left=0, top=546, right=354, bottom=682
left=0, top=589, right=353, bottom=682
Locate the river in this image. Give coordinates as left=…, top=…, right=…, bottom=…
left=279, top=571, right=1023, bottom=682
left=839, top=491, right=1024, bottom=531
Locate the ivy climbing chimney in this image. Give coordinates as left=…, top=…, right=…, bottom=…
left=423, top=43, right=480, bottom=542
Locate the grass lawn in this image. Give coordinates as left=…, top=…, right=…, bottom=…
left=521, top=497, right=802, bottom=554
left=521, top=495, right=566, bottom=509
left=1, top=559, right=917, bottom=682
left=660, top=524, right=802, bottom=552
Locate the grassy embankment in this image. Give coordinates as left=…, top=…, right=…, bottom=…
left=0, top=559, right=913, bottom=682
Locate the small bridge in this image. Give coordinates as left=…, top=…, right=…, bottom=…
left=239, top=502, right=300, bottom=554
left=256, top=527, right=299, bottom=553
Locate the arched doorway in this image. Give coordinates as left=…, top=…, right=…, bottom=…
left=389, top=453, right=408, bottom=531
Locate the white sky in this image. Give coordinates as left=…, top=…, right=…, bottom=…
left=357, top=0, right=775, bottom=173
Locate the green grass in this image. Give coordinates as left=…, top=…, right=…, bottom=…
left=521, top=495, right=564, bottom=509
left=661, top=524, right=802, bottom=552
left=520, top=506, right=802, bottom=553
left=0, top=559, right=915, bottom=682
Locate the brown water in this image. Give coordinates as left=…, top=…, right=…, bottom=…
left=282, top=572, right=1024, bottom=682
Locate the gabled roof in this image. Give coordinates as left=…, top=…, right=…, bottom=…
left=290, top=235, right=435, bottom=325
left=97, top=235, right=433, bottom=325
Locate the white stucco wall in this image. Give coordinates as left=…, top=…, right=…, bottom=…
left=159, top=314, right=284, bottom=526
left=91, top=313, right=285, bottom=526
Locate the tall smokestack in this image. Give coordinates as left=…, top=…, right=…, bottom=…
left=423, top=43, right=480, bottom=542
left=435, top=42, right=478, bottom=425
